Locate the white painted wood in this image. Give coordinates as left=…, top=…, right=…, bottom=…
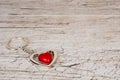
left=0, top=15, right=120, bottom=80
left=0, top=0, right=120, bottom=15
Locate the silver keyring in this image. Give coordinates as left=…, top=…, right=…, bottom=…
left=6, top=37, right=29, bottom=51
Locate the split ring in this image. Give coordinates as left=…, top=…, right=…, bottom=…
left=6, top=37, right=29, bottom=51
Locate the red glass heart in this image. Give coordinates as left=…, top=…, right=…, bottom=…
left=38, top=51, right=53, bottom=65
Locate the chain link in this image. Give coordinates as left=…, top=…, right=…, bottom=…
left=22, top=46, right=35, bottom=54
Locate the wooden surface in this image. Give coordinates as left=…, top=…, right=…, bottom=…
left=0, top=0, right=120, bottom=15
left=0, top=0, right=120, bottom=80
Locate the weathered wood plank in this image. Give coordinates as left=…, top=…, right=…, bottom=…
left=0, top=0, right=120, bottom=15
left=0, top=15, right=120, bottom=80
left=0, top=15, right=120, bottom=28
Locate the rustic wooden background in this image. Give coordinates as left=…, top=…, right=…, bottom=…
left=0, top=0, right=120, bottom=80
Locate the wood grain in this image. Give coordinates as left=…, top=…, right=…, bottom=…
left=0, top=0, right=120, bottom=15
left=0, top=15, right=120, bottom=80
left=0, top=0, right=120, bottom=80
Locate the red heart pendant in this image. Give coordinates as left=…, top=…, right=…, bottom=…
left=38, top=51, right=53, bottom=65
left=30, top=50, right=58, bottom=67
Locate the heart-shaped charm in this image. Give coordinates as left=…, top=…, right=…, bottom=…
left=30, top=50, right=58, bottom=67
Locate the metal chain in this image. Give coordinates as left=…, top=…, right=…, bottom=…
left=22, top=46, right=35, bottom=54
